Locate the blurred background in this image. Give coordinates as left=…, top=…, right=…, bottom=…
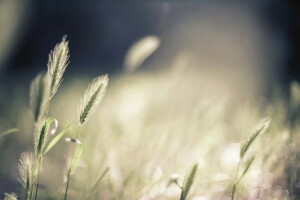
left=0, top=0, right=299, bottom=87
left=1, top=0, right=300, bottom=199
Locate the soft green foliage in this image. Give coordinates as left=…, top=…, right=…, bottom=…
left=0, top=128, right=18, bottom=139
left=180, top=163, right=198, bottom=200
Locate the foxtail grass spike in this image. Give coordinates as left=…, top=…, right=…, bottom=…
left=78, top=74, right=109, bottom=126
left=30, top=73, right=49, bottom=122
left=47, top=36, right=69, bottom=99
left=4, top=193, right=18, bottom=200
left=18, top=152, right=36, bottom=200
left=34, top=117, right=57, bottom=157
left=240, top=117, right=271, bottom=159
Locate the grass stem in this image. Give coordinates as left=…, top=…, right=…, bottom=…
left=64, top=126, right=81, bottom=200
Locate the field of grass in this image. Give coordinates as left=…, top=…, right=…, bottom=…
left=0, top=37, right=300, bottom=200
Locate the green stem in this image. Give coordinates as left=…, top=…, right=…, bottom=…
left=64, top=126, right=81, bottom=200
left=24, top=188, right=29, bottom=200
left=34, top=159, right=42, bottom=200
left=231, top=183, right=236, bottom=200
left=29, top=185, right=34, bottom=200
left=231, top=161, right=240, bottom=200
left=64, top=170, right=71, bottom=200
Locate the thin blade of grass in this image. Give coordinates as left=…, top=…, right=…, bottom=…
left=88, top=167, right=110, bottom=196
left=180, top=163, right=198, bottom=200
left=69, top=142, right=83, bottom=174
left=0, top=128, right=18, bottom=139
left=44, top=122, right=71, bottom=154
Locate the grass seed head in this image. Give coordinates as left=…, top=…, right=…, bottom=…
left=47, top=36, right=69, bottom=99
left=78, top=74, right=109, bottom=126
left=18, top=152, right=36, bottom=190
left=30, top=73, right=49, bottom=122
left=4, top=193, right=18, bottom=200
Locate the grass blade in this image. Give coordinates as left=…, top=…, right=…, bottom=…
left=0, top=128, right=18, bottom=139
left=180, top=163, right=198, bottom=200
left=69, top=142, right=83, bottom=174
left=88, top=167, right=110, bottom=197
left=44, top=122, right=71, bottom=155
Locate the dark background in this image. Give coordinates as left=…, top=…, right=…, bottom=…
left=0, top=0, right=299, bottom=85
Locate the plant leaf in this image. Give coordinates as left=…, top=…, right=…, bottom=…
left=88, top=167, right=110, bottom=196
left=44, top=122, right=71, bottom=154
left=0, top=128, right=18, bottom=139
left=69, top=143, right=83, bottom=174
left=240, top=117, right=271, bottom=159
left=180, top=163, right=198, bottom=200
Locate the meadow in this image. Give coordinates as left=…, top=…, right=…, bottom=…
left=0, top=36, right=299, bottom=200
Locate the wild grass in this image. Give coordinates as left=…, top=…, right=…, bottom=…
left=1, top=35, right=300, bottom=200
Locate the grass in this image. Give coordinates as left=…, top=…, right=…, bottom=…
left=0, top=36, right=300, bottom=200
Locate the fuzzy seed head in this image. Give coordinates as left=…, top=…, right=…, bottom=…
left=18, top=152, right=36, bottom=190
left=78, top=74, right=109, bottom=126
left=30, top=73, right=49, bottom=122
left=4, top=193, right=18, bottom=200
left=47, top=36, right=69, bottom=99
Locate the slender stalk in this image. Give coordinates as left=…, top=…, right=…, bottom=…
left=64, top=126, right=81, bottom=200
left=231, top=161, right=240, bottom=200
left=24, top=188, right=28, bottom=200
left=34, top=160, right=42, bottom=200
left=231, top=183, right=236, bottom=200
left=64, top=169, right=71, bottom=200
left=29, top=185, right=34, bottom=200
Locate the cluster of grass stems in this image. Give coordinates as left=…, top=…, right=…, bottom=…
left=1, top=37, right=109, bottom=200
